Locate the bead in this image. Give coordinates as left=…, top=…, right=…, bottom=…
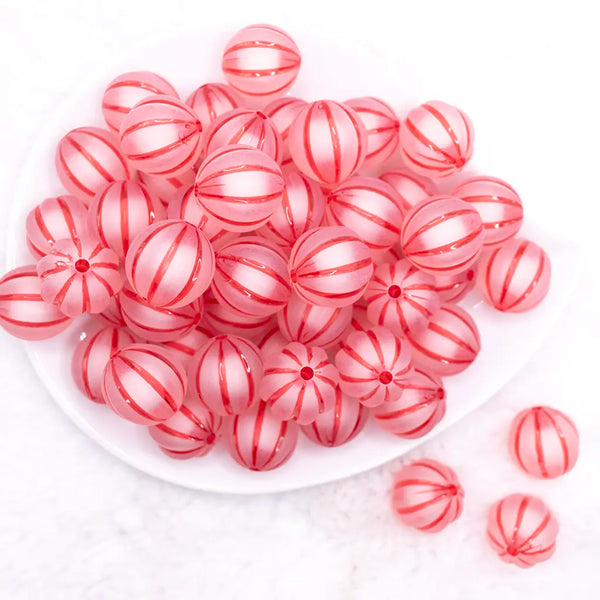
left=335, top=327, right=412, bottom=407
left=226, top=400, right=299, bottom=471
left=160, top=327, right=212, bottom=369
left=301, top=386, right=368, bottom=447
left=148, top=396, right=222, bottom=459
left=399, top=100, right=474, bottom=178
left=212, top=237, right=291, bottom=317
left=345, top=97, right=400, bottom=168
left=263, top=97, right=307, bottom=165
left=373, top=369, right=446, bottom=438
left=25, top=195, right=88, bottom=259
left=119, top=95, right=203, bottom=177
left=98, top=293, right=126, bottom=327
left=202, top=295, right=274, bottom=340
left=0, top=266, right=72, bottom=340
left=288, top=226, right=373, bottom=307
left=194, top=145, right=285, bottom=232
left=222, top=24, right=301, bottom=100
left=102, top=343, right=186, bottom=425
left=260, top=342, right=339, bottom=425
left=379, top=168, right=437, bottom=213
left=72, top=326, right=135, bottom=403
left=277, top=292, right=352, bottom=348
left=392, top=459, right=464, bottom=532
left=102, top=71, right=179, bottom=133
left=373, top=242, right=404, bottom=266
left=288, top=100, right=367, bottom=186
left=137, top=169, right=196, bottom=208
left=431, top=268, right=476, bottom=302
left=407, top=303, right=480, bottom=376
left=125, top=220, right=214, bottom=309
left=55, top=127, right=132, bottom=204
left=509, top=406, right=579, bottom=479
left=487, top=494, right=558, bottom=568
left=88, top=180, right=164, bottom=260
left=186, top=82, right=239, bottom=129
left=37, top=236, right=123, bottom=317
left=400, top=196, right=484, bottom=276
left=256, top=325, right=289, bottom=360
left=363, top=259, right=440, bottom=337
left=188, top=334, right=263, bottom=416
left=478, top=238, right=551, bottom=313
left=452, top=176, right=524, bottom=246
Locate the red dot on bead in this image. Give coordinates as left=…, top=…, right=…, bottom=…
left=388, top=285, right=402, bottom=298
left=379, top=371, right=393, bottom=384
left=300, top=366, right=314, bottom=381
left=74, top=259, right=90, bottom=273
left=466, top=269, right=475, bottom=281
left=437, top=387, right=445, bottom=400
left=206, top=433, right=216, bottom=445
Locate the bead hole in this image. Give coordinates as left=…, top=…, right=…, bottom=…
left=388, top=285, right=402, bottom=298
left=74, top=259, right=90, bottom=273
left=300, top=366, right=314, bottom=381
left=379, top=371, right=393, bottom=384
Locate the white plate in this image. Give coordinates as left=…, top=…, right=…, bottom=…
left=5, top=27, right=581, bottom=494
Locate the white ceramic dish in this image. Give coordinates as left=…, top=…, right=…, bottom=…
left=5, top=27, right=581, bottom=494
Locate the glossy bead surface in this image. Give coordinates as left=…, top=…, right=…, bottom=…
left=186, top=83, right=239, bottom=129
left=263, top=97, right=307, bottom=165
left=380, top=168, right=437, bottom=213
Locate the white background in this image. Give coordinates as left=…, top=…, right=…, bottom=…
left=1, top=1, right=599, bottom=598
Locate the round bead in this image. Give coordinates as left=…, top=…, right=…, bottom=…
left=226, top=401, right=299, bottom=471
left=452, top=176, right=524, bottom=246
left=202, top=295, right=274, bottom=340
left=55, top=127, right=132, bottom=204
left=478, top=238, right=551, bottom=313
left=160, top=327, right=212, bottom=369
left=25, top=195, right=88, bottom=259
left=260, top=342, right=339, bottom=425
left=103, top=343, right=187, bottom=425
left=289, top=100, right=367, bottom=186
left=263, top=97, right=307, bottom=165
left=102, top=71, right=179, bottom=133
left=373, top=369, right=446, bottom=438
left=432, top=268, right=476, bottom=303
left=363, top=259, right=440, bottom=337
left=221, top=24, right=301, bottom=99
left=148, top=396, right=222, bottom=459
left=188, top=334, right=263, bottom=416
left=125, top=220, right=214, bottom=309
left=400, top=196, right=484, bottom=276
left=301, top=386, right=368, bottom=447
left=88, top=180, right=164, bottom=260
left=72, top=326, right=136, bottom=403
left=98, top=293, right=126, bottom=327
left=487, top=494, right=558, bottom=568
left=186, top=82, right=239, bottom=129
left=256, top=325, right=289, bottom=360
left=374, top=243, right=404, bottom=266
left=119, top=95, right=203, bottom=177
left=137, top=169, right=196, bottom=208
left=399, top=100, right=474, bottom=178
left=326, top=176, right=404, bottom=251
left=380, top=168, right=437, bottom=213
left=289, top=226, right=374, bottom=307
left=509, top=406, right=579, bottom=479
left=194, top=145, right=285, bottom=232
left=345, top=96, right=399, bottom=168
left=335, top=327, right=412, bottom=407
left=407, top=303, right=480, bottom=376
left=392, top=459, right=464, bottom=532
left=37, top=237, right=123, bottom=317
left=277, top=292, right=352, bottom=348
left=0, top=266, right=72, bottom=340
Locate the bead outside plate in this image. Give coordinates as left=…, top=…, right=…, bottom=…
left=5, top=27, right=581, bottom=494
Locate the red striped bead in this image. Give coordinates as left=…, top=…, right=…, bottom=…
left=98, top=293, right=126, bottom=327
left=478, top=238, right=551, bottom=313
left=137, top=169, right=196, bottom=208
left=72, top=326, right=135, bottom=403
left=345, top=96, right=400, bottom=169
left=55, top=127, right=132, bottom=204
left=256, top=325, right=289, bottom=360
left=212, top=237, right=291, bottom=317
left=263, top=97, right=307, bottom=165
left=202, top=295, right=274, bottom=340
left=380, top=168, right=437, bottom=213
left=160, top=327, right=212, bottom=369
left=288, top=100, right=367, bottom=186
left=0, top=266, right=72, bottom=340
left=25, top=195, right=88, bottom=259
left=102, top=71, right=179, bottom=133
left=288, top=226, right=374, bottom=307
left=431, top=268, right=476, bottom=302
left=194, top=145, right=285, bottom=232
left=37, top=236, right=123, bottom=317
left=487, top=494, right=558, bottom=568
left=125, top=220, right=214, bottom=309
left=103, top=343, right=187, bottom=425
left=119, top=95, right=203, bottom=177
left=148, top=396, right=222, bottom=459
left=509, top=406, right=579, bottom=479
left=188, top=334, right=263, bottom=416
left=399, top=100, right=474, bottom=178
left=335, top=327, right=412, bottom=407
left=407, top=303, right=480, bottom=376
left=186, top=82, right=239, bottom=129
left=392, top=459, right=464, bottom=533
left=260, top=342, right=339, bottom=425
left=400, top=196, right=484, bottom=276
left=222, top=24, right=301, bottom=100
left=301, top=386, right=367, bottom=447
left=226, top=400, right=299, bottom=471
left=326, top=176, right=404, bottom=251
left=373, top=369, right=446, bottom=438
